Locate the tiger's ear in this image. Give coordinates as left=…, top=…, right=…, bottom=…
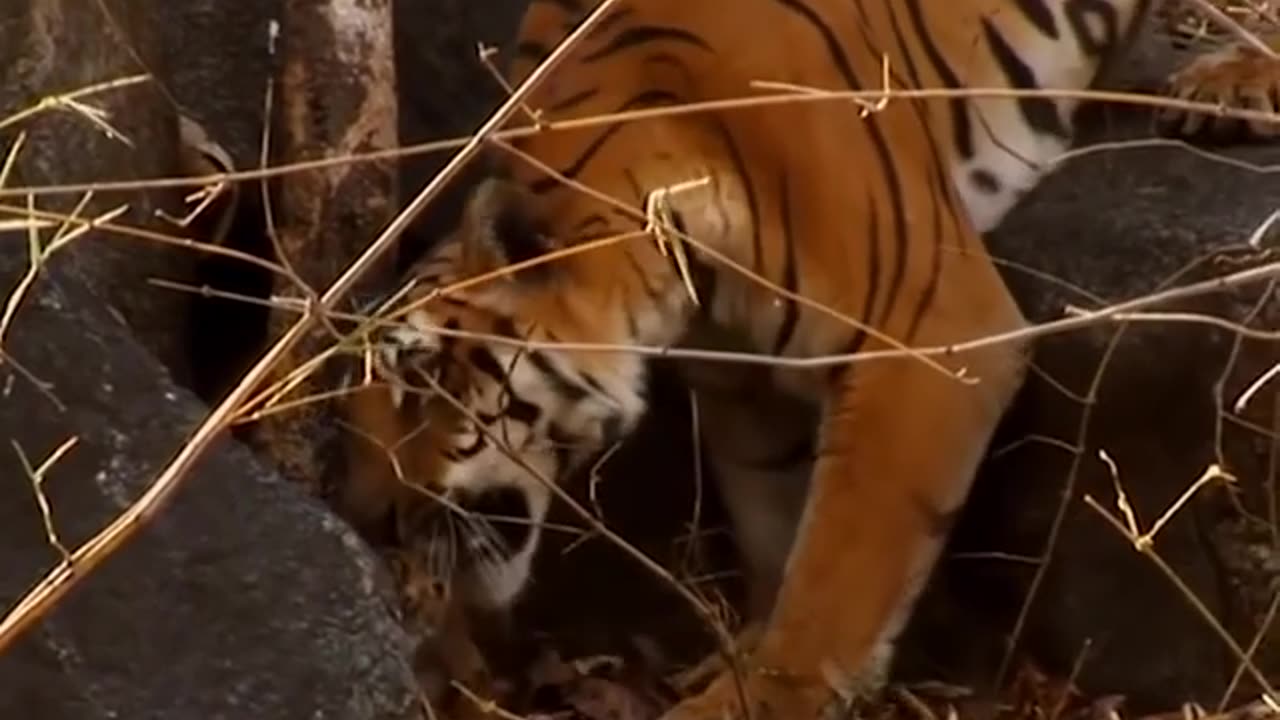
left=460, top=177, right=554, bottom=276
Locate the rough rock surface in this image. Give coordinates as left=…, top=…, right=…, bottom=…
left=390, top=0, right=529, bottom=266
left=0, top=248, right=419, bottom=719
left=156, top=0, right=280, bottom=173
left=0, top=0, right=200, bottom=383
left=0, top=2, right=522, bottom=719
left=6, top=0, right=1280, bottom=716
left=924, top=110, right=1280, bottom=708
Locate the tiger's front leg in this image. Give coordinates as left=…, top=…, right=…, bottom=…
left=662, top=286, right=1028, bottom=719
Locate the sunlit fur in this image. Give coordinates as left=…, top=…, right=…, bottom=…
left=339, top=0, right=1278, bottom=715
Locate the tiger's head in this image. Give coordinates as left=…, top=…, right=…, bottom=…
left=345, top=177, right=656, bottom=611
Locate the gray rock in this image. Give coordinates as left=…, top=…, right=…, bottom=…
left=0, top=2, right=528, bottom=718
left=0, top=0, right=201, bottom=382
left=0, top=249, right=418, bottom=718
left=392, top=0, right=531, bottom=260
left=157, top=0, right=280, bottom=173
left=900, top=109, right=1280, bottom=710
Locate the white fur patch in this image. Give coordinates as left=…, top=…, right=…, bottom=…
left=951, top=2, right=1140, bottom=233
left=426, top=341, right=647, bottom=607
left=468, top=524, right=543, bottom=609
left=382, top=310, right=447, bottom=408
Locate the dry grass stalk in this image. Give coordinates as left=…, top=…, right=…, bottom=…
left=0, top=0, right=628, bottom=654
left=1, top=6, right=1280, bottom=715
left=1, top=83, right=1278, bottom=202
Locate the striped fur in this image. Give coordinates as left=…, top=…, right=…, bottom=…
left=343, top=1, right=1279, bottom=716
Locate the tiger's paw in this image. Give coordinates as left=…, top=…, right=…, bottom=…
left=1156, top=39, right=1280, bottom=141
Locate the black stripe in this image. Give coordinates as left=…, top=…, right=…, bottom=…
left=844, top=10, right=921, bottom=330
left=851, top=0, right=873, bottom=28
left=582, top=25, right=713, bottom=63
left=970, top=169, right=1001, bottom=194
left=902, top=0, right=974, bottom=160
left=771, top=172, right=799, bottom=356
left=432, top=317, right=460, bottom=363
left=641, top=52, right=700, bottom=109
left=860, top=0, right=964, bottom=331
left=687, top=254, right=719, bottom=319
left=775, top=0, right=906, bottom=340
left=879, top=2, right=923, bottom=89
left=622, top=168, right=644, bottom=204
left=466, top=345, right=542, bottom=430
left=527, top=351, right=589, bottom=401
left=502, top=396, right=543, bottom=426
left=1066, top=0, right=1119, bottom=56
left=622, top=252, right=648, bottom=340
left=448, top=432, right=487, bottom=461
left=904, top=169, right=945, bottom=342
left=579, top=370, right=610, bottom=397
left=529, top=90, right=681, bottom=195
left=982, top=19, right=1070, bottom=139
left=572, top=213, right=610, bottom=236
left=529, top=123, right=624, bottom=195
left=855, top=194, right=880, bottom=356
left=878, top=4, right=970, bottom=251
left=468, top=346, right=508, bottom=384
left=1014, top=0, right=1059, bottom=38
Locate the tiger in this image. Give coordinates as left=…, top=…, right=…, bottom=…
left=342, top=0, right=1280, bottom=717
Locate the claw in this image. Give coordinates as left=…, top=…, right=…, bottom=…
left=1158, top=38, right=1280, bottom=142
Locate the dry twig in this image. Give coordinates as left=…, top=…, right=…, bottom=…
left=0, top=0, right=629, bottom=655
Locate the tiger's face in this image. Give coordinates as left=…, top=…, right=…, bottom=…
left=357, top=179, right=650, bottom=610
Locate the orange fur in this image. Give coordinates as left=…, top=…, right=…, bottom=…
left=343, top=1, right=1280, bottom=717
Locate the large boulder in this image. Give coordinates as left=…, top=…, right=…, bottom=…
left=0, top=0, right=457, bottom=717
left=0, top=246, right=419, bottom=718
left=922, top=110, right=1280, bottom=709
left=0, top=0, right=200, bottom=383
